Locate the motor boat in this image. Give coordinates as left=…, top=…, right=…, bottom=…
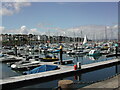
left=88, top=49, right=101, bottom=56
left=11, top=60, right=41, bottom=70
left=40, top=55, right=59, bottom=62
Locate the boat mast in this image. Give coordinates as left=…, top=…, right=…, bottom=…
left=110, top=27, right=112, bottom=41
left=105, top=26, right=107, bottom=42
left=80, top=30, right=83, bottom=42
left=74, top=31, right=76, bottom=43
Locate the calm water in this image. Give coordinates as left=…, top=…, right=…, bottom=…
left=0, top=53, right=116, bottom=79
left=0, top=50, right=120, bottom=89
left=17, top=65, right=120, bottom=89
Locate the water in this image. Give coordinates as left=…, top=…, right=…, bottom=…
left=0, top=53, right=116, bottom=79
left=0, top=50, right=120, bottom=89
left=0, top=63, right=21, bottom=79
left=17, top=65, right=120, bottom=89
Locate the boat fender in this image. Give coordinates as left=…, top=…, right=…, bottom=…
left=77, top=62, right=81, bottom=69
left=74, top=64, right=77, bottom=70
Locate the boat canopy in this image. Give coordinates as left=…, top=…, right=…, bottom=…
left=51, top=50, right=60, bottom=53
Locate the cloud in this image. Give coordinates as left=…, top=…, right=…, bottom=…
left=37, top=23, right=118, bottom=40
left=4, top=0, right=29, bottom=1
left=29, top=28, right=43, bottom=35
left=37, top=23, right=54, bottom=31
left=113, top=24, right=118, bottom=29
left=0, top=26, right=29, bottom=34
left=64, top=25, right=118, bottom=40
left=2, top=0, right=119, bottom=2
left=0, top=26, right=5, bottom=34
left=1, top=1, right=31, bottom=16
left=37, top=23, right=66, bottom=31
left=0, top=25, right=44, bottom=35
left=1, top=24, right=118, bottom=40
left=19, top=26, right=28, bottom=34
left=20, top=26, right=26, bottom=30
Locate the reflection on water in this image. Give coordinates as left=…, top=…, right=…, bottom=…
left=88, top=55, right=101, bottom=60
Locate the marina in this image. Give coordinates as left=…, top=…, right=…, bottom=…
left=1, top=2, right=120, bottom=89
left=0, top=45, right=120, bottom=89
left=0, top=35, right=120, bottom=89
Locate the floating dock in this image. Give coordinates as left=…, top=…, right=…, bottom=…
left=0, top=59, right=120, bottom=89
left=83, top=74, right=120, bottom=89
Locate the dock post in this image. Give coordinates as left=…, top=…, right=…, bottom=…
left=77, top=62, right=81, bottom=69
left=44, top=48, right=48, bottom=57
left=115, top=46, right=118, bottom=55
left=75, top=43, right=78, bottom=50
left=14, top=45, right=17, bottom=56
left=58, top=80, right=74, bottom=90
left=60, top=45, right=63, bottom=65
left=115, top=43, right=118, bottom=57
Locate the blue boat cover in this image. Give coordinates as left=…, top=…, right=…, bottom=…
left=46, top=55, right=52, bottom=58
left=52, top=50, right=60, bottom=53
left=23, top=65, right=58, bottom=74
left=0, top=54, right=4, bottom=57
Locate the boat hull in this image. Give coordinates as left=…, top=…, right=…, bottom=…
left=40, top=58, right=59, bottom=62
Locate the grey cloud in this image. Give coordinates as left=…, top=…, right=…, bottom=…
left=1, top=2, right=31, bottom=16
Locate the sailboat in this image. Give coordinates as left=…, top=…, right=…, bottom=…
left=83, top=35, right=87, bottom=45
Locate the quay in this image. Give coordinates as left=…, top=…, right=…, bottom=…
left=83, top=74, right=120, bottom=89
left=0, top=58, right=120, bottom=89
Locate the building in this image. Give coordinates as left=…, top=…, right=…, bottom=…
left=1, top=34, right=84, bottom=46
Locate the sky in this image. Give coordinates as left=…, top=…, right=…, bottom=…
left=0, top=1, right=119, bottom=39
